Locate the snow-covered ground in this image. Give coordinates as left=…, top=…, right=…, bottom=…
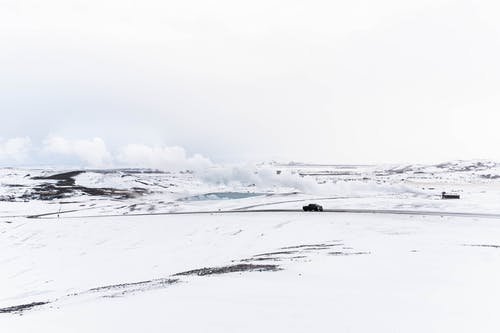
left=2, top=161, right=500, bottom=332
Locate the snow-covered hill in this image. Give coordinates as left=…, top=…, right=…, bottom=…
left=2, top=161, right=500, bottom=332
left=2, top=160, right=500, bottom=217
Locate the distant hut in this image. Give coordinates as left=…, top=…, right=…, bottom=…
left=441, top=192, right=460, bottom=199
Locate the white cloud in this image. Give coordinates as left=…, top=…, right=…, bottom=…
left=43, top=136, right=112, bottom=168
left=0, top=137, right=32, bottom=163
left=38, top=137, right=212, bottom=170
left=116, top=144, right=212, bottom=171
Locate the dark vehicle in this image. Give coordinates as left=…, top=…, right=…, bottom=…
left=303, top=203, right=323, bottom=212
left=441, top=192, right=460, bottom=199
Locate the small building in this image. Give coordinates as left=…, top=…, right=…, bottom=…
left=442, top=192, right=460, bottom=199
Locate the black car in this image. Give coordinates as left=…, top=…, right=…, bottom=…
left=303, top=203, right=323, bottom=212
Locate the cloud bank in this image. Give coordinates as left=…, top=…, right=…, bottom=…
left=0, top=136, right=213, bottom=171
left=0, top=137, right=32, bottom=163
left=43, top=136, right=112, bottom=168
left=116, top=144, right=212, bottom=171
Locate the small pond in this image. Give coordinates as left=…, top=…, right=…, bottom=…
left=179, top=192, right=266, bottom=201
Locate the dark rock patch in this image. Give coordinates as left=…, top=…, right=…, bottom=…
left=0, top=301, right=49, bottom=314
left=19, top=170, right=148, bottom=201
left=302, top=245, right=343, bottom=250
left=480, top=174, right=500, bottom=180
left=463, top=244, right=500, bottom=249
left=253, top=251, right=299, bottom=257
left=329, top=251, right=371, bottom=256
left=32, top=171, right=86, bottom=181
left=87, top=278, right=179, bottom=298
left=240, top=257, right=283, bottom=262
left=281, top=242, right=343, bottom=250
left=23, top=184, right=146, bottom=201
left=173, top=264, right=281, bottom=277
left=88, top=278, right=178, bottom=293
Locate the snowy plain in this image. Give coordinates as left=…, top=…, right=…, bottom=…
left=1, top=161, right=500, bottom=332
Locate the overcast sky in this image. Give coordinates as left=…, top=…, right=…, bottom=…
left=1, top=0, right=500, bottom=167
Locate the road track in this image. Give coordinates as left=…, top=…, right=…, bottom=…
left=26, top=208, right=500, bottom=220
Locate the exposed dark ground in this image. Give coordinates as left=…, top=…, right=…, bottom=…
left=23, top=171, right=148, bottom=201
left=173, top=264, right=281, bottom=276
left=0, top=302, right=49, bottom=314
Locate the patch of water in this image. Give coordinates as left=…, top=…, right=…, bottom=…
left=179, top=192, right=266, bottom=201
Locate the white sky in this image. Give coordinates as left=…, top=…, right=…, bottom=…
left=1, top=0, right=500, bottom=166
